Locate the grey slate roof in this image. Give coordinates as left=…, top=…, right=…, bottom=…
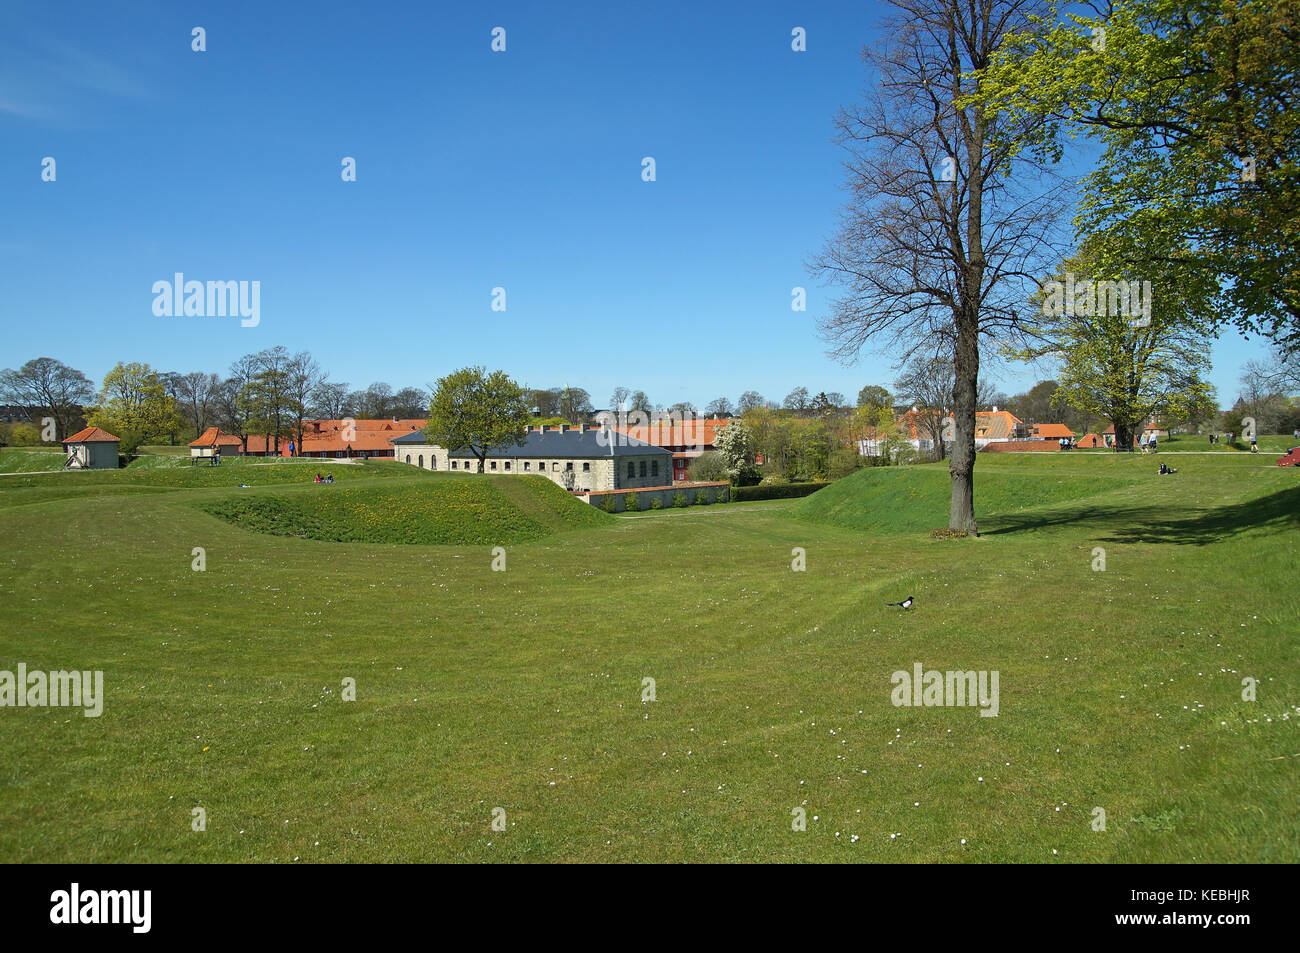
left=392, top=428, right=669, bottom=459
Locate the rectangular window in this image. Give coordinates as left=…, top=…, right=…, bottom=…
left=552, top=462, right=559, bottom=471
left=524, top=461, right=530, bottom=471
left=566, top=462, right=573, bottom=471
left=504, top=462, right=511, bottom=471
left=627, top=461, right=635, bottom=479
left=490, top=461, right=497, bottom=470
left=639, top=461, right=647, bottom=478
left=452, top=461, right=457, bottom=469
left=652, top=460, right=659, bottom=476
left=582, top=462, right=590, bottom=472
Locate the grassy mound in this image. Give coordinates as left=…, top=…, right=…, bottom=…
left=0, top=457, right=414, bottom=491
left=796, top=456, right=1148, bottom=535
left=197, top=473, right=612, bottom=544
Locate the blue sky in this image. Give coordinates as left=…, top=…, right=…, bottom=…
left=1, top=0, right=1272, bottom=409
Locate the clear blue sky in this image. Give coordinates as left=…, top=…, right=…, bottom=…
left=1, top=0, right=1270, bottom=409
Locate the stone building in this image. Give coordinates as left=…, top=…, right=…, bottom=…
left=391, top=424, right=671, bottom=493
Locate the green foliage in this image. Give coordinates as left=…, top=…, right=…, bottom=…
left=649, top=496, right=664, bottom=509
left=624, top=492, right=640, bottom=512
left=426, top=366, right=531, bottom=466
left=731, top=481, right=831, bottom=502
left=1014, top=241, right=1218, bottom=445
left=88, top=362, right=184, bottom=453
left=600, top=494, right=617, bottom=512
left=671, top=491, right=688, bottom=508
left=687, top=451, right=729, bottom=482
left=974, top=0, right=1300, bottom=348
left=693, top=489, right=710, bottom=504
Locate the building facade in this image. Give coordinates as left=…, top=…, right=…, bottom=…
left=392, top=424, right=672, bottom=493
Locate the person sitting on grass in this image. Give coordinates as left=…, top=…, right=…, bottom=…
left=315, top=473, right=322, bottom=483
left=1158, top=462, right=1178, bottom=475
left=325, top=473, right=334, bottom=483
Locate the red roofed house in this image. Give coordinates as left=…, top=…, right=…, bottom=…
left=1029, top=423, right=1075, bottom=441
left=243, top=419, right=427, bottom=459
left=62, top=427, right=120, bottom=470
left=189, top=427, right=245, bottom=459
left=1076, top=433, right=1106, bottom=448
left=610, top=417, right=731, bottom=482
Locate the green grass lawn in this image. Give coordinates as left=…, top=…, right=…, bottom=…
left=0, top=454, right=1295, bottom=862
left=0, top=447, right=64, bottom=473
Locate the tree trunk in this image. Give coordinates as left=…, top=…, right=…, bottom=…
left=1113, top=420, right=1136, bottom=451
left=949, top=313, right=980, bottom=535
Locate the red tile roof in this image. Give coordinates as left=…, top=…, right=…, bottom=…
left=1076, top=433, right=1106, bottom=448
left=62, top=427, right=120, bottom=443
left=189, top=427, right=243, bottom=448
left=611, top=419, right=731, bottom=449
left=1030, top=423, right=1075, bottom=439
left=243, top=419, right=427, bottom=455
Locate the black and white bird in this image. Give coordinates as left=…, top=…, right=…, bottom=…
left=886, top=596, right=914, bottom=610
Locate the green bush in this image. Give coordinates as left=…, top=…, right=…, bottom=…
left=694, top=489, right=710, bottom=504
left=600, top=494, right=617, bottom=512
left=731, top=481, right=831, bottom=502
left=624, top=492, right=640, bottom=512
left=759, top=473, right=787, bottom=486
left=671, top=491, right=688, bottom=508
left=649, top=497, right=664, bottom=509
left=688, top=451, right=729, bottom=482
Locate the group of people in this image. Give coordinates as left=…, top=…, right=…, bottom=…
left=314, top=473, right=335, bottom=484
left=1057, top=437, right=1076, bottom=449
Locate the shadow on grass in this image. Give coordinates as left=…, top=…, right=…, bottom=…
left=983, top=485, right=1300, bottom=545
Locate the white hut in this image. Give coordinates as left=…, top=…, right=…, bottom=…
left=61, top=427, right=121, bottom=470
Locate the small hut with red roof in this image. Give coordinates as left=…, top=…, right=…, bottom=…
left=62, top=427, right=120, bottom=469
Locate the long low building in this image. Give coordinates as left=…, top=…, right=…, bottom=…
left=393, top=424, right=672, bottom=493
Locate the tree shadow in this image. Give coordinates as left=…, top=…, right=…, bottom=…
left=982, top=485, right=1300, bottom=546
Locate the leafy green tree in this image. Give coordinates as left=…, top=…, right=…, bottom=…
left=426, top=366, right=530, bottom=472
left=87, top=362, right=182, bottom=453
left=975, top=0, right=1300, bottom=347
left=1018, top=241, right=1219, bottom=450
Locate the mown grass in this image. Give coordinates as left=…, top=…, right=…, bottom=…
left=0, top=453, right=1295, bottom=863
left=0, top=447, right=64, bottom=473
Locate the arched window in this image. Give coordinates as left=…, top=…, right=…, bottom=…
left=430, top=456, right=437, bottom=470
left=405, top=455, right=411, bottom=464
left=627, top=460, right=635, bottom=479
left=651, top=460, right=659, bottom=477
left=639, top=461, right=647, bottom=477
left=418, top=455, right=424, bottom=468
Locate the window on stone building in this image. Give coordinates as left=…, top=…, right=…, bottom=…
left=583, top=462, right=590, bottom=472
left=490, top=461, right=497, bottom=470
left=639, top=461, right=647, bottom=477
left=652, top=460, right=659, bottom=477
left=418, top=455, right=423, bottom=468
left=627, top=461, right=635, bottom=479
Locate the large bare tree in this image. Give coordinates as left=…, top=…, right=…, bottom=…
left=809, top=0, right=1065, bottom=534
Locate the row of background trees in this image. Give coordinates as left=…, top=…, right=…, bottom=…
left=4, top=346, right=1296, bottom=465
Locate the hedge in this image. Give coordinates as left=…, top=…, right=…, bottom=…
left=730, top=481, right=831, bottom=502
